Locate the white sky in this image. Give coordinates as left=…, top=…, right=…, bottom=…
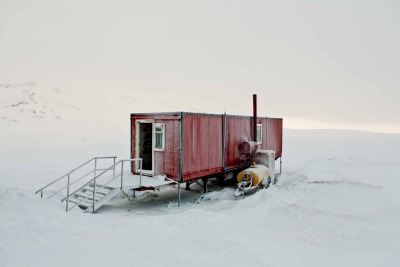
left=1, top=0, right=399, bottom=133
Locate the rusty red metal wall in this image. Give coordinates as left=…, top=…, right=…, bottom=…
left=265, top=118, right=283, bottom=158
left=131, top=112, right=283, bottom=182
left=225, top=116, right=251, bottom=169
left=224, top=116, right=283, bottom=168
left=182, top=114, right=223, bottom=181
left=131, top=113, right=180, bottom=180
left=154, top=118, right=180, bottom=178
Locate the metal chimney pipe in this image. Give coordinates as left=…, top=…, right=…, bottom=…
left=253, top=94, right=257, bottom=142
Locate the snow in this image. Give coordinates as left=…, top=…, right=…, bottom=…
left=1, top=83, right=400, bottom=266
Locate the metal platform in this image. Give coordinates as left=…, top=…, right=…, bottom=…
left=106, top=174, right=178, bottom=192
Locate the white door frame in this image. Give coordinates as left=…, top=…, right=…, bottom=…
left=135, top=120, right=154, bottom=175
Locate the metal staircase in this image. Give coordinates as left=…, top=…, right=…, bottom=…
left=67, top=183, right=120, bottom=213
left=36, top=157, right=143, bottom=213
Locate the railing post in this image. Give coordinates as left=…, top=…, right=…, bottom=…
left=139, top=159, right=142, bottom=187
left=93, top=178, right=96, bottom=213
left=94, top=158, right=97, bottom=178
left=120, top=161, right=124, bottom=189
left=66, top=174, right=70, bottom=212
left=113, top=157, right=116, bottom=179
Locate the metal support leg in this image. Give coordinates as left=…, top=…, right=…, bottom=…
left=185, top=182, right=190, bottom=190
left=178, top=183, right=181, bottom=207
left=202, top=178, right=208, bottom=193
left=280, top=157, right=282, bottom=174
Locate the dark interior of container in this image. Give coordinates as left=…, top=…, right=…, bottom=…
left=138, top=123, right=153, bottom=171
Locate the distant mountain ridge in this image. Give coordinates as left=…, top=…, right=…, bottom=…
left=0, top=82, right=224, bottom=131
left=0, top=82, right=64, bottom=122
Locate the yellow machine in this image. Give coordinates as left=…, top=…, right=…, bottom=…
left=235, top=164, right=270, bottom=198
left=237, top=164, right=270, bottom=186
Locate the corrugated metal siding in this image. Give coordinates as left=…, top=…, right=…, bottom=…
left=154, top=118, right=179, bottom=179
left=130, top=112, right=282, bottom=182
left=131, top=113, right=180, bottom=180
left=265, top=118, right=283, bottom=158
left=182, top=114, right=223, bottom=181
left=225, top=116, right=252, bottom=169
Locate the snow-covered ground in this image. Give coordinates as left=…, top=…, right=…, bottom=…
left=1, top=83, right=400, bottom=266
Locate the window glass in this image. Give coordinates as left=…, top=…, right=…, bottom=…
left=257, top=124, right=262, bottom=143
left=154, top=123, right=165, bottom=151
left=155, top=132, right=162, bottom=149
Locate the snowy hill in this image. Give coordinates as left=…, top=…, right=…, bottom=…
left=0, top=82, right=226, bottom=133
left=0, top=82, right=64, bottom=122
left=1, top=84, right=400, bottom=266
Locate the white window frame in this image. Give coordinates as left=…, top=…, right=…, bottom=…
left=154, top=123, right=165, bottom=151
left=256, top=124, right=262, bottom=144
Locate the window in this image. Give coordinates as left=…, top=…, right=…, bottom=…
left=154, top=123, right=165, bottom=151
left=256, top=124, right=262, bottom=144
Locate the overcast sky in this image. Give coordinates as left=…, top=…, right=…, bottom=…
left=1, top=0, right=399, bottom=133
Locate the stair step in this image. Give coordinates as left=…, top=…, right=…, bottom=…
left=89, top=183, right=114, bottom=191
left=83, top=188, right=120, bottom=213
left=81, top=188, right=109, bottom=195
left=67, top=197, right=92, bottom=208
left=74, top=192, right=102, bottom=201
left=67, top=187, right=120, bottom=213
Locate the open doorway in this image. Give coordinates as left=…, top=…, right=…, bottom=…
left=136, top=122, right=153, bottom=174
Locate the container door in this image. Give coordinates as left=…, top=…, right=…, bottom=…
left=136, top=121, right=154, bottom=175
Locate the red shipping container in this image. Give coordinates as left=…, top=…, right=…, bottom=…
left=131, top=112, right=282, bottom=182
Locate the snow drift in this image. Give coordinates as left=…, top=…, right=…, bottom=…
left=1, top=83, right=400, bottom=266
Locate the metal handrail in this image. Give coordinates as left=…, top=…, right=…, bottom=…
left=36, top=156, right=117, bottom=197
left=46, top=169, right=95, bottom=199
left=61, top=160, right=123, bottom=203
left=61, top=158, right=142, bottom=212
left=66, top=173, right=123, bottom=211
